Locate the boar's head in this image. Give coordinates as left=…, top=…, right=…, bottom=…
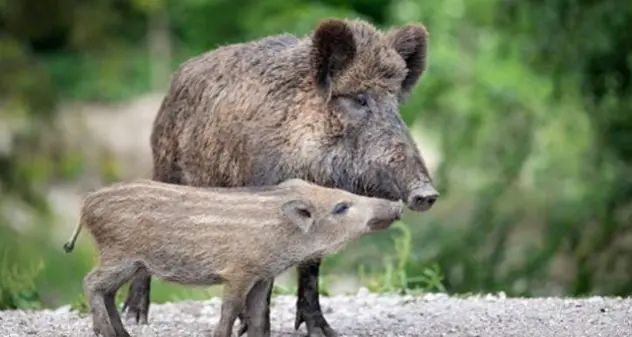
left=300, top=19, right=439, bottom=212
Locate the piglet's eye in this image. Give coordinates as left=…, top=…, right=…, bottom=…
left=332, top=202, right=351, bottom=215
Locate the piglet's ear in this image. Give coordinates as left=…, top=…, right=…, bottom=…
left=386, top=23, right=429, bottom=94
left=281, top=199, right=315, bottom=233
left=310, top=19, right=357, bottom=102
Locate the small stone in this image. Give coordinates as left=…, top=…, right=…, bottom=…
left=356, top=287, right=370, bottom=297
left=485, top=294, right=497, bottom=301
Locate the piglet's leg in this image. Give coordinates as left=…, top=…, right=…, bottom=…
left=84, top=261, right=138, bottom=337
left=84, top=276, right=116, bottom=337
left=104, top=292, right=129, bottom=337
left=212, top=279, right=256, bottom=337
left=238, top=278, right=273, bottom=337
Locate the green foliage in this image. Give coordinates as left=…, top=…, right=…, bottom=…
left=69, top=293, right=90, bottom=315
left=0, top=249, right=44, bottom=310
left=271, top=283, right=296, bottom=296
left=358, top=221, right=446, bottom=294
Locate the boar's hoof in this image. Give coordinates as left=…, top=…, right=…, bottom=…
left=294, top=310, right=340, bottom=337
left=237, top=320, right=248, bottom=336
left=121, top=293, right=149, bottom=325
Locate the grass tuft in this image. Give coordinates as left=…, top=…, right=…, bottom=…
left=0, top=248, right=45, bottom=310
left=358, top=221, right=446, bottom=294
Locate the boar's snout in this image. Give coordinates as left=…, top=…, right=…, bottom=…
left=367, top=200, right=404, bottom=231
left=406, top=182, right=439, bottom=212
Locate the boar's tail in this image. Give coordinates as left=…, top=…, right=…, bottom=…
left=63, top=219, right=84, bottom=253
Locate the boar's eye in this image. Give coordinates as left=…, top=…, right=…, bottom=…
left=354, top=94, right=368, bottom=107
left=332, top=202, right=351, bottom=215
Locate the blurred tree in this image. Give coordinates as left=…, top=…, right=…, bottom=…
left=497, top=0, right=632, bottom=296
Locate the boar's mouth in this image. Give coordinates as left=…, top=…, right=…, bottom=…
left=357, top=168, right=405, bottom=202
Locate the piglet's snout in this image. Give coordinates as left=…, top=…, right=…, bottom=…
left=367, top=200, right=404, bottom=231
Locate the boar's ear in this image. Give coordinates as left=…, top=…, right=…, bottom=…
left=386, top=24, right=428, bottom=94
left=281, top=199, right=315, bottom=233
left=310, top=19, right=357, bottom=101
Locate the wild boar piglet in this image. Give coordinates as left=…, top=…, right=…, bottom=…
left=63, top=178, right=403, bottom=337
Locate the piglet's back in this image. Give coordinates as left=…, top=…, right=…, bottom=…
left=80, top=179, right=301, bottom=253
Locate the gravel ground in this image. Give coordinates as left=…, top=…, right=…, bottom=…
left=2, top=290, right=632, bottom=337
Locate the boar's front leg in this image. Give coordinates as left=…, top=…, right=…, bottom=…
left=121, top=269, right=151, bottom=324
left=238, top=278, right=273, bottom=337
left=295, top=258, right=339, bottom=337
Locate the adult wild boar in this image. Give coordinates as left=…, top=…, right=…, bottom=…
left=123, top=18, right=439, bottom=337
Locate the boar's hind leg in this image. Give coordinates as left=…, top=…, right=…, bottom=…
left=212, top=279, right=257, bottom=337
left=121, top=155, right=181, bottom=324
left=84, top=261, right=138, bottom=337
left=295, top=258, right=340, bottom=337
left=237, top=278, right=273, bottom=337
left=122, top=265, right=151, bottom=324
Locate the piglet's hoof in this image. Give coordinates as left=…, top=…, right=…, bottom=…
left=92, top=324, right=124, bottom=337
